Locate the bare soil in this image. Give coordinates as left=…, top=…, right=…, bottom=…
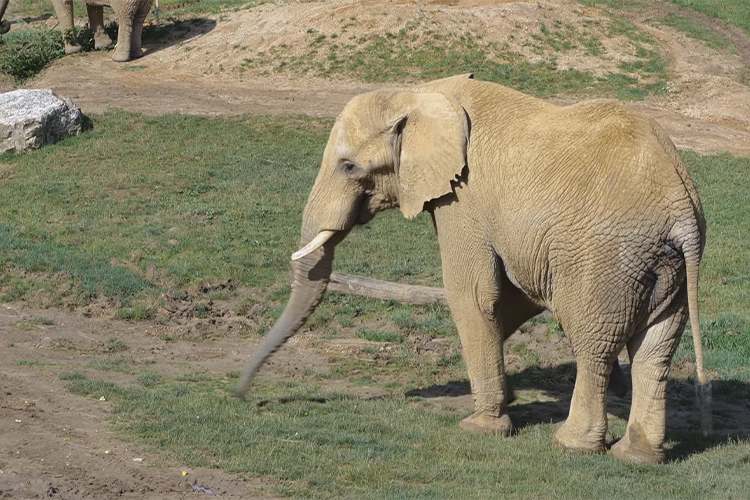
left=1, top=1, right=749, bottom=498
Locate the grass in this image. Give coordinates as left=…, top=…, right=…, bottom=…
left=654, top=12, right=731, bottom=49
left=58, top=372, right=750, bottom=499
left=665, top=0, right=750, bottom=35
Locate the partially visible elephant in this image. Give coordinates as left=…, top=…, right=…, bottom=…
left=236, top=74, right=708, bottom=464
left=1, top=0, right=10, bottom=34
left=51, top=0, right=154, bottom=61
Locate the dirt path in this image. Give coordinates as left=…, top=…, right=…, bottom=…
left=1, top=1, right=749, bottom=498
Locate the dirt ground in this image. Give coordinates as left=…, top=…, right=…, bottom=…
left=1, top=0, right=749, bottom=498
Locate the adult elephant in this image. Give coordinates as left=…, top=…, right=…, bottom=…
left=1, top=0, right=10, bottom=34
left=236, top=74, right=709, bottom=464
left=51, top=0, right=153, bottom=61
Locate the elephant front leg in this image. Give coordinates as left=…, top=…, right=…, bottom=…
left=449, top=290, right=512, bottom=435
left=436, top=229, right=512, bottom=434
left=51, top=0, right=81, bottom=54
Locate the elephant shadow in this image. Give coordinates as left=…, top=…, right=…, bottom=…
left=139, top=17, right=216, bottom=57
left=405, top=362, right=750, bottom=462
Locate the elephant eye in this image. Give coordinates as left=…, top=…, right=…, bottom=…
left=342, top=161, right=357, bottom=174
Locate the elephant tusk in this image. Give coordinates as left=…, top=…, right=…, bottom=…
left=291, top=230, right=337, bottom=261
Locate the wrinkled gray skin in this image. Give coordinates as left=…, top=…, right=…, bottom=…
left=51, top=0, right=153, bottom=62
left=236, top=74, right=708, bottom=464
left=0, top=0, right=11, bottom=34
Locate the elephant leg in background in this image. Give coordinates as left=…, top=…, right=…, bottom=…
left=50, top=0, right=81, bottom=54
left=496, top=265, right=630, bottom=402
left=86, top=4, right=113, bottom=50
left=612, top=287, right=688, bottom=464
left=497, top=267, right=545, bottom=404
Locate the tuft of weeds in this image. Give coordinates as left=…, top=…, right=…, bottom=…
left=136, top=371, right=162, bottom=387
left=116, top=304, right=155, bottom=321
left=104, top=337, right=129, bottom=353
left=354, top=326, right=405, bottom=344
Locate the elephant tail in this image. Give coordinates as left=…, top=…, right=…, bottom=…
left=684, top=244, right=712, bottom=436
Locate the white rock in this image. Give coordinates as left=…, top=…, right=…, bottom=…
left=0, top=89, right=83, bottom=153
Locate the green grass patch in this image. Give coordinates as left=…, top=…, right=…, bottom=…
left=0, top=111, right=443, bottom=311
left=654, top=12, right=731, bottom=49
left=664, top=0, right=750, bottom=35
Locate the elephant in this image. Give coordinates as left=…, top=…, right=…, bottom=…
left=50, top=0, right=154, bottom=61
left=1, top=0, right=10, bottom=34
left=235, top=74, right=709, bottom=464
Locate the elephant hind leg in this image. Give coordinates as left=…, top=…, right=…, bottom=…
left=611, top=286, right=688, bottom=464
left=87, top=5, right=113, bottom=50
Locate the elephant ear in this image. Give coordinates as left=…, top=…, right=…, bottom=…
left=391, top=91, right=469, bottom=219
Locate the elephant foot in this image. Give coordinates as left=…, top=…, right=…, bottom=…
left=611, top=424, right=664, bottom=464
left=111, top=49, right=132, bottom=63
left=64, top=43, right=82, bottom=55
left=459, top=412, right=513, bottom=436
left=94, top=35, right=114, bottom=51
left=551, top=420, right=605, bottom=454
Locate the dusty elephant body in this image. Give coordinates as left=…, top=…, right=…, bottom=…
left=51, top=0, right=153, bottom=61
left=237, top=74, right=708, bottom=464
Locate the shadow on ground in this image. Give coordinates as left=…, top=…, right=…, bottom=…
left=141, top=18, right=216, bottom=57
left=405, top=362, right=750, bottom=462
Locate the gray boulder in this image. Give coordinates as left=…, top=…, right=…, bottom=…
left=0, top=89, right=83, bottom=153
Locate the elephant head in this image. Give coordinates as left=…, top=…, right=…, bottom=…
left=0, top=0, right=11, bottom=34
left=235, top=88, right=469, bottom=397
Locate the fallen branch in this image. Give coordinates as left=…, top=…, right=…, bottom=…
left=285, top=271, right=448, bottom=306
left=327, top=272, right=448, bottom=306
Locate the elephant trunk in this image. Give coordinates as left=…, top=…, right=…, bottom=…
left=0, top=0, right=11, bottom=34
left=234, top=222, right=341, bottom=399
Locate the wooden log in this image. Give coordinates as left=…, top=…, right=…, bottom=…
left=327, top=272, right=448, bottom=306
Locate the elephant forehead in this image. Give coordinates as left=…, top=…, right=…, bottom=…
left=329, top=119, right=360, bottom=163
